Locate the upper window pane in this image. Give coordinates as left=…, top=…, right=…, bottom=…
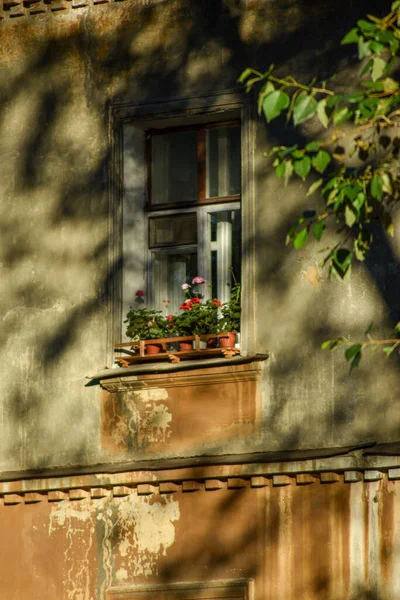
left=151, top=131, right=198, bottom=205
left=207, top=126, right=241, bottom=198
left=149, top=213, right=197, bottom=248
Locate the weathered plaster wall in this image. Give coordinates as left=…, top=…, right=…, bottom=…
left=1, top=465, right=400, bottom=599
left=100, top=363, right=261, bottom=461
left=0, top=0, right=398, bottom=475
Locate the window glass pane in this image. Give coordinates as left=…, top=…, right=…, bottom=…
left=149, top=213, right=197, bottom=248
left=151, top=131, right=198, bottom=205
left=207, top=126, right=241, bottom=198
left=209, top=209, right=241, bottom=303
left=152, top=249, right=197, bottom=313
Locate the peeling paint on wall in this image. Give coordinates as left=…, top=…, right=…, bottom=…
left=48, top=493, right=180, bottom=598
left=115, top=494, right=180, bottom=576
left=124, top=390, right=172, bottom=449
left=49, top=501, right=97, bottom=600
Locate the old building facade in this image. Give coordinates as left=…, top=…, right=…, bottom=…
left=1, top=0, right=400, bottom=598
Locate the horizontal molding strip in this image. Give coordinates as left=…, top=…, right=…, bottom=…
left=1, top=456, right=400, bottom=505
left=0, top=0, right=130, bottom=20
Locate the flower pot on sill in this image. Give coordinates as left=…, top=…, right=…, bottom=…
left=179, top=341, right=193, bottom=352
left=145, top=343, right=163, bottom=355
left=219, top=332, right=236, bottom=348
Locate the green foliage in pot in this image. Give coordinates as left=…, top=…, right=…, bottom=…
left=219, top=282, right=241, bottom=333
left=125, top=308, right=169, bottom=341
left=174, top=298, right=221, bottom=336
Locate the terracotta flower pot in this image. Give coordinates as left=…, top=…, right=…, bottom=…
left=219, top=332, right=236, bottom=348
left=179, top=341, right=193, bottom=352
left=145, top=343, right=162, bottom=355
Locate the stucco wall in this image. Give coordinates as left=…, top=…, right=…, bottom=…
left=1, top=464, right=400, bottom=600
left=0, top=0, right=398, bottom=476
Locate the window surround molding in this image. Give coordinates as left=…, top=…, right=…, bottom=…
left=106, top=578, right=254, bottom=600
left=108, top=91, right=257, bottom=364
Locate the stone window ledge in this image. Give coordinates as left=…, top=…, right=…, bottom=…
left=86, top=353, right=268, bottom=388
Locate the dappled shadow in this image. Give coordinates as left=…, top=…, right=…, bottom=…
left=1, top=2, right=399, bottom=598
left=0, top=0, right=398, bottom=475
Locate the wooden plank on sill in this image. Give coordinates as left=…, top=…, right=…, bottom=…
left=115, top=348, right=241, bottom=366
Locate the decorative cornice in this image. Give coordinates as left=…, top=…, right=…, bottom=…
left=1, top=457, right=400, bottom=506
left=0, top=0, right=129, bottom=21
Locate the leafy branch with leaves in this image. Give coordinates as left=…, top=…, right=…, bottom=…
left=240, top=1, right=400, bottom=365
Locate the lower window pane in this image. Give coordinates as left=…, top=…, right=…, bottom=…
left=152, top=249, right=197, bottom=314
left=209, top=209, right=241, bottom=303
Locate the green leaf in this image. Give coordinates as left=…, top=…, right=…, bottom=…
left=317, top=99, right=329, bottom=128
left=358, top=38, right=373, bottom=59
left=279, top=144, right=298, bottom=158
left=345, top=204, right=357, bottom=227
left=375, top=30, right=395, bottom=44
left=333, top=106, right=352, bottom=125
left=313, top=221, right=325, bottom=241
left=394, top=322, right=400, bottom=333
left=291, top=149, right=304, bottom=159
left=332, top=248, right=352, bottom=279
left=238, top=68, right=254, bottom=83
left=382, top=77, right=399, bottom=93
left=312, top=150, right=331, bottom=174
left=305, top=141, right=321, bottom=152
left=344, top=185, right=362, bottom=202
left=345, top=343, right=362, bottom=361
left=369, top=41, right=385, bottom=55
left=361, top=58, right=374, bottom=76
left=293, top=93, right=318, bottom=125
left=350, top=349, right=362, bottom=371
left=342, top=27, right=360, bottom=45
left=283, top=160, right=293, bottom=185
left=357, top=19, right=377, bottom=33
left=275, top=162, right=285, bottom=179
left=263, top=90, right=290, bottom=122
left=353, top=192, right=366, bottom=212
left=344, top=92, right=365, bottom=103
left=258, top=81, right=275, bottom=115
left=370, top=175, right=383, bottom=200
left=293, top=228, right=308, bottom=249
left=371, top=57, right=386, bottom=81
left=293, top=156, right=311, bottom=180
left=321, top=337, right=345, bottom=350
left=354, top=230, right=372, bottom=261
left=306, top=178, right=323, bottom=196
left=383, top=345, right=396, bottom=357
left=326, top=95, right=343, bottom=108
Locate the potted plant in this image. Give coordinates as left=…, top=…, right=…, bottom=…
left=218, top=282, right=241, bottom=347
left=125, top=291, right=170, bottom=354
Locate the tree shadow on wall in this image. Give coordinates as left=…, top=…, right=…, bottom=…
left=0, top=0, right=396, bottom=470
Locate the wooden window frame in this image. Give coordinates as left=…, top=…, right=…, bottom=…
left=107, top=579, right=254, bottom=600
left=146, top=119, right=241, bottom=211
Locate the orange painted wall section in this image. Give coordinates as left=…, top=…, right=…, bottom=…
left=0, top=474, right=398, bottom=600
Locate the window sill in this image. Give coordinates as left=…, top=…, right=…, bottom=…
left=86, top=353, right=268, bottom=387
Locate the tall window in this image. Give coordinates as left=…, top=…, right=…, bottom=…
left=146, top=121, right=241, bottom=313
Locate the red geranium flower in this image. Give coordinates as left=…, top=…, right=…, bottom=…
left=212, top=299, right=222, bottom=307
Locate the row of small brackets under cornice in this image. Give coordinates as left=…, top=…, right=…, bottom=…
left=1, top=0, right=126, bottom=19
left=2, top=469, right=400, bottom=505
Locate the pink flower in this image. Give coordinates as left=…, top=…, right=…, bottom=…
left=181, top=283, right=191, bottom=290
left=147, top=320, right=153, bottom=327
left=135, top=290, right=145, bottom=297
left=192, top=276, right=206, bottom=284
